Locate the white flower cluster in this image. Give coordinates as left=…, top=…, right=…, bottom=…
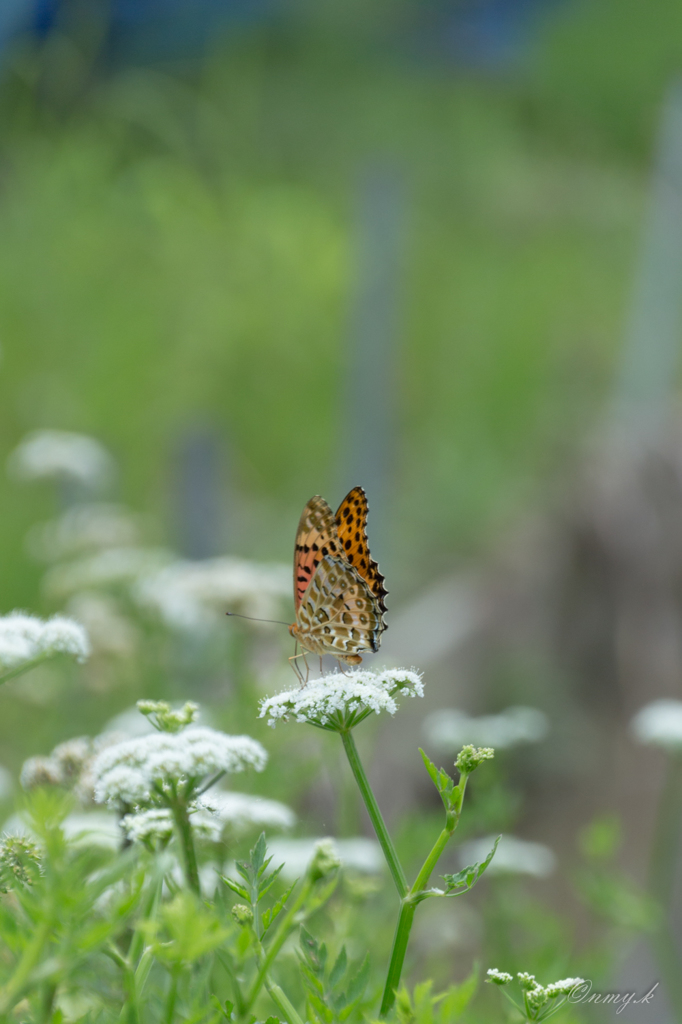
left=630, top=700, right=682, bottom=751
left=493, top=972, right=584, bottom=1008
left=27, top=503, right=141, bottom=562
left=459, top=835, right=556, bottom=878
left=486, top=968, right=513, bottom=984
left=259, top=669, right=424, bottom=728
left=43, top=547, right=171, bottom=600
left=0, top=612, right=90, bottom=675
left=199, top=790, right=295, bottom=832
left=261, top=837, right=382, bottom=880
left=424, top=706, right=548, bottom=752
left=92, top=727, right=268, bottom=808
left=122, top=808, right=174, bottom=843
left=133, top=556, right=290, bottom=633
left=7, top=430, right=115, bottom=488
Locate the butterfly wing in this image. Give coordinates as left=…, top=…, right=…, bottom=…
left=297, top=553, right=385, bottom=657
left=293, top=495, right=344, bottom=611
left=334, top=486, right=388, bottom=627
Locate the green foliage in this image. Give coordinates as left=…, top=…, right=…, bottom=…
left=390, top=972, right=478, bottom=1024
left=298, top=926, right=371, bottom=1023
left=441, top=836, right=501, bottom=897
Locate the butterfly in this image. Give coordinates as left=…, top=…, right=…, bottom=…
left=288, top=486, right=388, bottom=680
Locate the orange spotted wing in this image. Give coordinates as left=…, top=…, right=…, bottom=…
left=334, top=486, right=388, bottom=626
left=293, top=495, right=344, bottom=610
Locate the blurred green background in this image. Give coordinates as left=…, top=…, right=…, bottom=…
left=1, top=0, right=682, bottom=1015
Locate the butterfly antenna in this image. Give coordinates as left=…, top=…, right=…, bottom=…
left=226, top=611, right=290, bottom=627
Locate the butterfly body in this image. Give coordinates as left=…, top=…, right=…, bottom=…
left=290, top=487, right=388, bottom=671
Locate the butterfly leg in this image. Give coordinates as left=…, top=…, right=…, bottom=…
left=319, top=656, right=324, bottom=677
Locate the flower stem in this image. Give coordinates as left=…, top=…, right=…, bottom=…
left=170, top=800, right=200, bottom=895
left=339, top=729, right=408, bottom=898
left=265, top=980, right=306, bottom=1024
left=380, top=801, right=464, bottom=1015
left=379, top=900, right=416, bottom=1017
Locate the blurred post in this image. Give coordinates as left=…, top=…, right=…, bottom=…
left=338, top=164, right=405, bottom=558
left=174, top=423, right=223, bottom=559
left=612, top=79, right=682, bottom=427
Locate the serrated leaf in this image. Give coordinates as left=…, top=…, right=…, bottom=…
left=262, top=880, right=297, bottom=934
left=442, top=836, right=500, bottom=894
left=221, top=876, right=250, bottom=901
left=263, top=1017, right=282, bottom=1024
left=258, top=863, right=284, bottom=901
left=436, top=966, right=478, bottom=1018
left=345, top=954, right=370, bottom=1006
left=419, top=748, right=440, bottom=789
left=251, top=833, right=267, bottom=874
left=329, top=946, right=347, bottom=989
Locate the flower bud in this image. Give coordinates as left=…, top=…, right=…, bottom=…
left=231, top=903, right=253, bottom=925
left=308, top=838, right=341, bottom=882
left=455, top=744, right=494, bottom=775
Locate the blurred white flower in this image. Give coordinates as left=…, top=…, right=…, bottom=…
left=43, top=547, right=171, bottom=600
left=93, top=727, right=268, bottom=808
left=133, top=556, right=290, bottom=633
left=122, top=808, right=174, bottom=843
left=630, top=700, right=682, bottom=751
left=7, top=430, right=115, bottom=489
left=26, top=504, right=142, bottom=562
left=0, top=612, right=90, bottom=676
left=65, top=593, right=138, bottom=658
left=61, top=812, right=120, bottom=848
left=459, top=835, right=556, bottom=878
left=259, top=669, right=424, bottom=729
left=264, top=837, right=383, bottom=880
left=423, top=706, right=549, bottom=752
left=199, top=790, right=295, bottom=833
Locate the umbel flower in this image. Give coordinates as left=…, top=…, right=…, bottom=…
left=259, top=668, right=423, bottom=731
left=0, top=612, right=90, bottom=683
left=92, top=725, right=268, bottom=810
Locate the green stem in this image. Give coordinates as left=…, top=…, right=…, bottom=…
left=265, top=980, right=306, bottom=1024
left=0, top=915, right=52, bottom=1014
left=340, top=730, right=408, bottom=898
left=412, top=828, right=451, bottom=894
left=0, top=653, right=53, bottom=686
left=379, top=784, right=466, bottom=1017
left=165, top=969, right=179, bottom=1024
left=379, top=901, right=416, bottom=1017
left=170, top=800, right=200, bottom=895
left=243, top=879, right=313, bottom=1015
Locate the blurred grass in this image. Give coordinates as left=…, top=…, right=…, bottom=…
left=0, top=0, right=668, bottom=608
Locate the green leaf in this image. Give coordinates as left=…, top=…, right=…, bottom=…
left=441, top=836, right=500, bottom=895
left=436, top=966, right=478, bottom=1019
left=344, top=954, right=370, bottom=1008
left=258, top=863, right=284, bottom=902
left=329, top=946, right=347, bottom=989
left=262, top=880, right=297, bottom=934
left=221, top=875, right=250, bottom=902
left=419, top=748, right=440, bottom=789
left=251, top=833, right=267, bottom=875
